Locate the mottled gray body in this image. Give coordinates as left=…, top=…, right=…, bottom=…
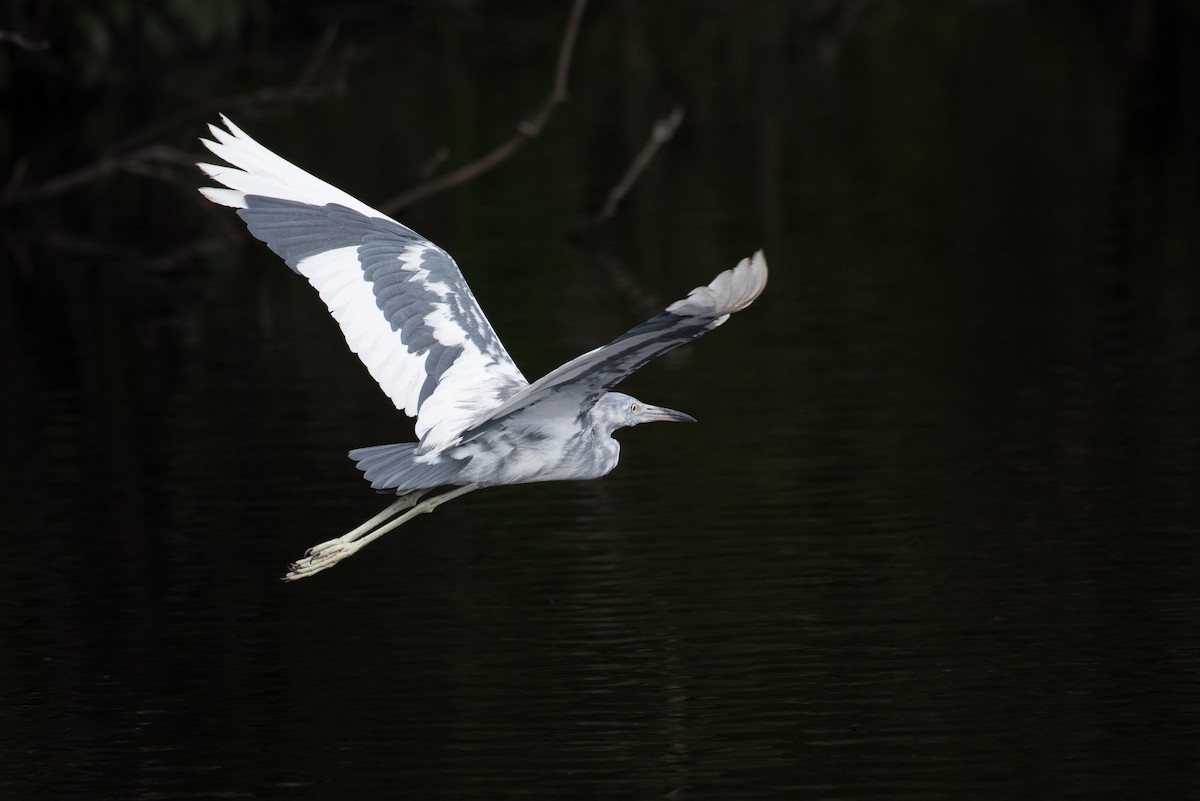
left=351, top=392, right=671, bottom=491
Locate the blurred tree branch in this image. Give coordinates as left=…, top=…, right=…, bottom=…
left=3, top=0, right=679, bottom=238
left=0, top=29, right=49, bottom=51
left=112, top=25, right=351, bottom=154
left=380, top=0, right=589, bottom=214
left=0, top=26, right=354, bottom=208
left=584, top=105, right=685, bottom=227
left=2, top=145, right=194, bottom=207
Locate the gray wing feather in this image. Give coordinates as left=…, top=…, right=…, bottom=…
left=460, top=251, right=768, bottom=442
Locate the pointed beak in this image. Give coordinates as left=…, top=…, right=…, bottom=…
left=640, top=404, right=696, bottom=424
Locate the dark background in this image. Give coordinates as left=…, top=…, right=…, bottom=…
left=2, top=2, right=1199, bottom=799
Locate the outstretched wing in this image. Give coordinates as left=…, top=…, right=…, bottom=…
left=198, top=115, right=528, bottom=450
left=459, top=251, right=768, bottom=442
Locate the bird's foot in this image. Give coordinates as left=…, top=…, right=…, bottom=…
left=280, top=484, right=481, bottom=582
left=283, top=538, right=360, bottom=581
left=303, top=535, right=348, bottom=557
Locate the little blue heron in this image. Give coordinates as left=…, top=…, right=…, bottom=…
left=198, top=116, right=768, bottom=580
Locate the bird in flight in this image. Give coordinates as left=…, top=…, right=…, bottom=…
left=198, top=115, right=767, bottom=580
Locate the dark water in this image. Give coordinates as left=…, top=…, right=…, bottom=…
left=3, top=3, right=1199, bottom=799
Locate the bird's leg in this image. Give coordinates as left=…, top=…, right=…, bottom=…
left=302, top=488, right=433, bottom=556
left=283, top=484, right=481, bottom=581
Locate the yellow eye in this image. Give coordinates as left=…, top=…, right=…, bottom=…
left=630, top=402, right=640, bottom=413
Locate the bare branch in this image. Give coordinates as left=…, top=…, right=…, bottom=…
left=586, top=104, right=684, bottom=227
left=417, top=147, right=450, bottom=180
left=0, top=146, right=195, bottom=207
left=381, top=0, right=589, bottom=214
left=0, top=27, right=354, bottom=208
left=291, top=25, right=342, bottom=91
left=111, top=26, right=353, bottom=154
left=0, top=30, right=48, bottom=51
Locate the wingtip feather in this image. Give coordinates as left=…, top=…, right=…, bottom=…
left=196, top=114, right=390, bottom=218
left=724, top=249, right=768, bottom=312
left=668, top=249, right=768, bottom=317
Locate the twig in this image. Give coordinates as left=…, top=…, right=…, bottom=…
left=110, top=26, right=352, bottom=154
left=291, top=25, right=341, bottom=91
left=595, top=251, right=663, bottom=320
left=0, top=27, right=353, bottom=208
left=2, top=157, right=29, bottom=199
left=0, top=146, right=193, bottom=207
left=587, top=104, right=684, bottom=226
left=416, top=147, right=450, bottom=179
left=0, top=30, right=48, bottom=51
left=381, top=0, right=589, bottom=214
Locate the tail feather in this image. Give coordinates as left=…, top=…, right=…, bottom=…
left=349, top=443, right=468, bottom=493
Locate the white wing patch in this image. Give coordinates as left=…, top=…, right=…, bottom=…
left=198, top=116, right=529, bottom=451
left=296, top=244, right=420, bottom=416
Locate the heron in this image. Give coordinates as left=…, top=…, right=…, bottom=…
left=198, top=115, right=768, bottom=580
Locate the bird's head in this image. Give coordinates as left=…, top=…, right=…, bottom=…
left=595, top=392, right=696, bottom=434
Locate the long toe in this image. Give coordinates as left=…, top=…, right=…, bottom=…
left=304, top=536, right=348, bottom=557
left=283, top=556, right=331, bottom=581
left=284, top=541, right=358, bottom=581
